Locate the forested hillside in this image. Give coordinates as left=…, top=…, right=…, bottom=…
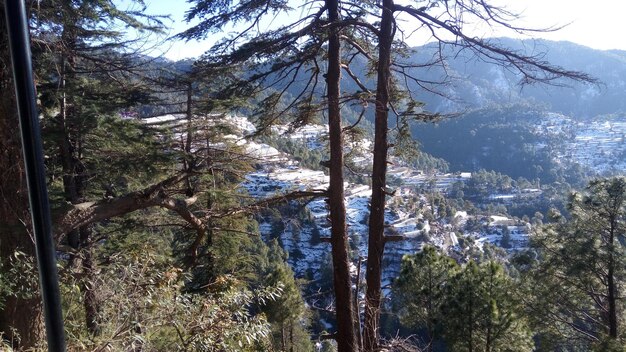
left=403, top=38, right=626, bottom=116
left=2, top=1, right=626, bottom=352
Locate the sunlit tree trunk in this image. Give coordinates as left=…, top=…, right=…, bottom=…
left=608, top=213, right=618, bottom=338
left=326, top=0, right=357, bottom=350
left=363, top=0, right=394, bottom=350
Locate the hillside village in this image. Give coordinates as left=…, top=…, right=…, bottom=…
left=531, top=113, right=626, bottom=174
left=138, top=81, right=626, bottom=288
left=145, top=112, right=534, bottom=288
left=63, top=107, right=626, bottom=351
left=227, top=116, right=534, bottom=277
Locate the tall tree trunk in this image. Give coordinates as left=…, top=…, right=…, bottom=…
left=355, top=257, right=363, bottom=351
left=363, top=0, right=394, bottom=350
left=468, top=282, right=474, bottom=352
left=281, top=323, right=286, bottom=351
left=608, top=218, right=618, bottom=338
left=0, top=11, right=46, bottom=347
left=289, top=323, right=294, bottom=352
left=427, top=269, right=434, bottom=352
left=57, top=28, right=102, bottom=335
left=80, top=227, right=101, bottom=336
left=608, top=259, right=617, bottom=338
left=325, top=0, right=357, bottom=350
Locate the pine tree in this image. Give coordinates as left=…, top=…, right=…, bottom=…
left=58, top=225, right=279, bottom=351
left=362, top=1, right=394, bottom=349
left=261, top=240, right=313, bottom=351
left=441, top=261, right=533, bottom=352
left=530, top=177, right=626, bottom=347
left=0, top=0, right=263, bottom=346
left=26, top=0, right=165, bottom=339
left=500, top=226, right=512, bottom=249
left=316, top=0, right=595, bottom=347
left=179, top=1, right=362, bottom=349
left=393, top=246, right=459, bottom=352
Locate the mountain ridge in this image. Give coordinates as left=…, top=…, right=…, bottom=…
left=400, top=38, right=626, bottom=117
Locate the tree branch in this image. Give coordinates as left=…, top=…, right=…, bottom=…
left=394, top=4, right=597, bottom=85
left=53, top=173, right=190, bottom=241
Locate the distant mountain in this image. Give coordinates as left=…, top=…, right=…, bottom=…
left=166, top=38, right=626, bottom=181
left=402, top=38, right=626, bottom=117
left=169, top=38, right=626, bottom=118
left=411, top=106, right=584, bottom=183
left=396, top=39, right=626, bottom=181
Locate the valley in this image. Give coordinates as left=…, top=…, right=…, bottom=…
left=134, top=37, right=626, bottom=347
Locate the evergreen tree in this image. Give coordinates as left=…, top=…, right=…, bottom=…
left=179, top=1, right=363, bottom=349
left=1, top=1, right=316, bottom=348
left=362, top=1, right=395, bottom=349
left=395, top=250, right=533, bottom=352
left=500, top=226, right=512, bottom=249
left=344, top=0, right=594, bottom=347
left=0, top=0, right=161, bottom=343
left=27, top=0, right=165, bottom=340
left=441, top=261, right=533, bottom=352
left=59, top=226, right=278, bottom=351
left=530, top=177, right=626, bottom=348
left=261, top=240, right=313, bottom=352
left=393, top=246, right=458, bottom=352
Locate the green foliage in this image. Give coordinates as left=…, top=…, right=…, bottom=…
left=260, top=240, right=314, bottom=351
left=528, top=177, right=626, bottom=347
left=0, top=251, right=38, bottom=309
left=500, top=226, right=512, bottom=249
left=394, top=248, right=533, bottom=352
left=20, top=6, right=316, bottom=344
left=441, top=261, right=534, bottom=352
left=464, top=169, right=515, bottom=199
left=58, top=228, right=287, bottom=351
left=593, top=338, right=626, bottom=352
left=393, top=246, right=459, bottom=349
left=259, top=134, right=326, bottom=171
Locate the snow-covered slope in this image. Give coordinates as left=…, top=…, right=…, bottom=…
left=143, top=113, right=532, bottom=286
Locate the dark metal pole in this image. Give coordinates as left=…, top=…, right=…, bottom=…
left=4, top=0, right=66, bottom=351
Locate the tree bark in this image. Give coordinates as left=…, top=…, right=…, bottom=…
left=427, top=264, right=434, bottom=352
left=281, top=323, right=286, bottom=351
left=289, top=323, right=294, bottom=352
left=363, top=0, right=394, bottom=350
left=325, top=0, right=357, bottom=350
left=468, top=279, right=474, bottom=352
left=0, top=11, right=45, bottom=347
left=56, top=28, right=104, bottom=334
left=53, top=174, right=201, bottom=240
left=80, top=227, right=101, bottom=336
left=608, top=215, right=618, bottom=338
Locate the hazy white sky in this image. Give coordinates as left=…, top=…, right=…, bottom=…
left=132, top=0, right=626, bottom=60
left=489, top=0, right=626, bottom=50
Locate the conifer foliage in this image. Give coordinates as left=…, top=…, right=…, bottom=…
left=530, top=177, right=626, bottom=349
left=1, top=0, right=312, bottom=350
left=394, top=248, right=533, bottom=352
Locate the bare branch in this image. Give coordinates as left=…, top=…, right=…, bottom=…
left=394, top=4, right=596, bottom=85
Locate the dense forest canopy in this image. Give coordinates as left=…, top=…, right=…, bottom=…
left=1, top=0, right=626, bottom=351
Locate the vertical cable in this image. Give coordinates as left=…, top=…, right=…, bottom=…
left=4, top=0, right=66, bottom=350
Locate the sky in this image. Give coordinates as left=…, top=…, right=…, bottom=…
left=121, top=0, right=626, bottom=61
